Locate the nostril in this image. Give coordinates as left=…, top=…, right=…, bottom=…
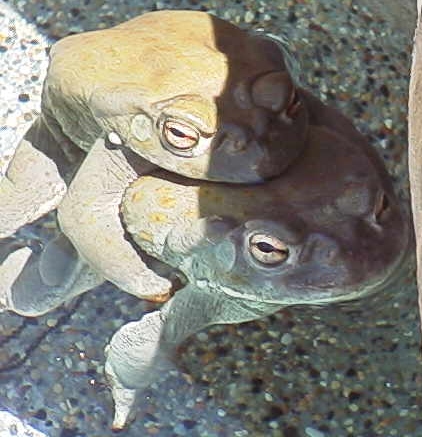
left=225, top=135, right=248, bottom=154
left=374, top=191, right=390, bottom=223
left=213, top=124, right=250, bottom=155
left=299, top=233, right=341, bottom=265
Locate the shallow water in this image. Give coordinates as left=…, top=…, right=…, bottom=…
left=0, top=1, right=420, bottom=436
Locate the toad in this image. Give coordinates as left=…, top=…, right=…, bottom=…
left=0, top=10, right=308, bottom=300
left=101, top=123, right=409, bottom=429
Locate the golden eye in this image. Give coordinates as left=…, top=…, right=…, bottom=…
left=249, top=233, right=289, bottom=265
left=163, top=120, right=199, bottom=151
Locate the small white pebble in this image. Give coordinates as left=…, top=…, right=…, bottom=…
left=269, top=421, right=279, bottom=429
left=330, top=380, right=341, bottom=390
left=217, top=408, right=226, bottom=417
left=264, top=392, right=273, bottom=402
left=53, top=383, right=63, bottom=394
left=234, top=431, right=249, bottom=437
left=305, top=427, right=325, bottom=437
left=384, top=118, right=393, bottom=130
left=196, top=332, right=208, bottom=342
left=64, top=356, right=73, bottom=369
left=244, top=11, right=255, bottom=23
left=280, top=333, right=293, bottom=345
left=74, top=340, right=85, bottom=351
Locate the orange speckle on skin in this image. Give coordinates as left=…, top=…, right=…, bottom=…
left=156, top=185, right=173, bottom=194
left=158, top=195, right=176, bottom=208
left=184, top=209, right=198, bottom=219
left=137, top=230, right=153, bottom=242
left=131, top=190, right=144, bottom=203
left=148, top=212, right=168, bottom=223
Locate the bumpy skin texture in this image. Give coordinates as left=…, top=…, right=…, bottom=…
left=123, top=126, right=407, bottom=296
left=104, top=122, right=409, bottom=429
left=0, top=10, right=308, bottom=303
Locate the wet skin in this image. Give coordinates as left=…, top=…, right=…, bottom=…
left=0, top=10, right=308, bottom=300
left=102, top=122, right=409, bottom=429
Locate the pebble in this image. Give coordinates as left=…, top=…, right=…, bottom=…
left=74, top=340, right=85, bottom=350
left=46, top=318, right=58, bottom=327
left=244, top=10, right=255, bottom=23
left=53, top=383, right=63, bottom=394
left=305, top=427, right=325, bottom=437
left=63, top=356, right=73, bottom=369
left=173, top=423, right=188, bottom=435
left=280, top=333, right=293, bottom=345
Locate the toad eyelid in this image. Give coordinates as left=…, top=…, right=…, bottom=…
left=159, top=112, right=215, bottom=138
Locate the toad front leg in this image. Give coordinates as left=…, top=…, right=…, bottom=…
left=0, top=117, right=78, bottom=238
left=104, top=285, right=280, bottom=430
left=57, top=137, right=172, bottom=302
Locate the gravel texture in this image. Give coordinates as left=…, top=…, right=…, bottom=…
left=0, top=1, right=420, bottom=436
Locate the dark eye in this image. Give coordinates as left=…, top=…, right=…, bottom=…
left=249, top=233, right=289, bottom=265
left=163, top=120, right=199, bottom=150
left=374, top=191, right=390, bottom=223
left=286, top=89, right=301, bottom=119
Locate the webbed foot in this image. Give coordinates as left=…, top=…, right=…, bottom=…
left=0, top=233, right=103, bottom=316
left=103, top=353, right=139, bottom=431
left=104, top=310, right=170, bottom=429
left=0, top=244, right=32, bottom=311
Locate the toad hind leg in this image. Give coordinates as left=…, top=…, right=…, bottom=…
left=0, top=117, right=77, bottom=238
left=104, top=284, right=281, bottom=430
left=57, top=138, right=172, bottom=302
left=0, top=233, right=104, bottom=316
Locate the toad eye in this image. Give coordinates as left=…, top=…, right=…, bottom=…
left=374, top=191, right=390, bottom=223
left=286, top=89, right=301, bottom=119
left=163, top=120, right=199, bottom=151
left=249, top=233, right=289, bottom=265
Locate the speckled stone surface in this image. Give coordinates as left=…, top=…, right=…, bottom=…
left=0, top=1, right=420, bottom=436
